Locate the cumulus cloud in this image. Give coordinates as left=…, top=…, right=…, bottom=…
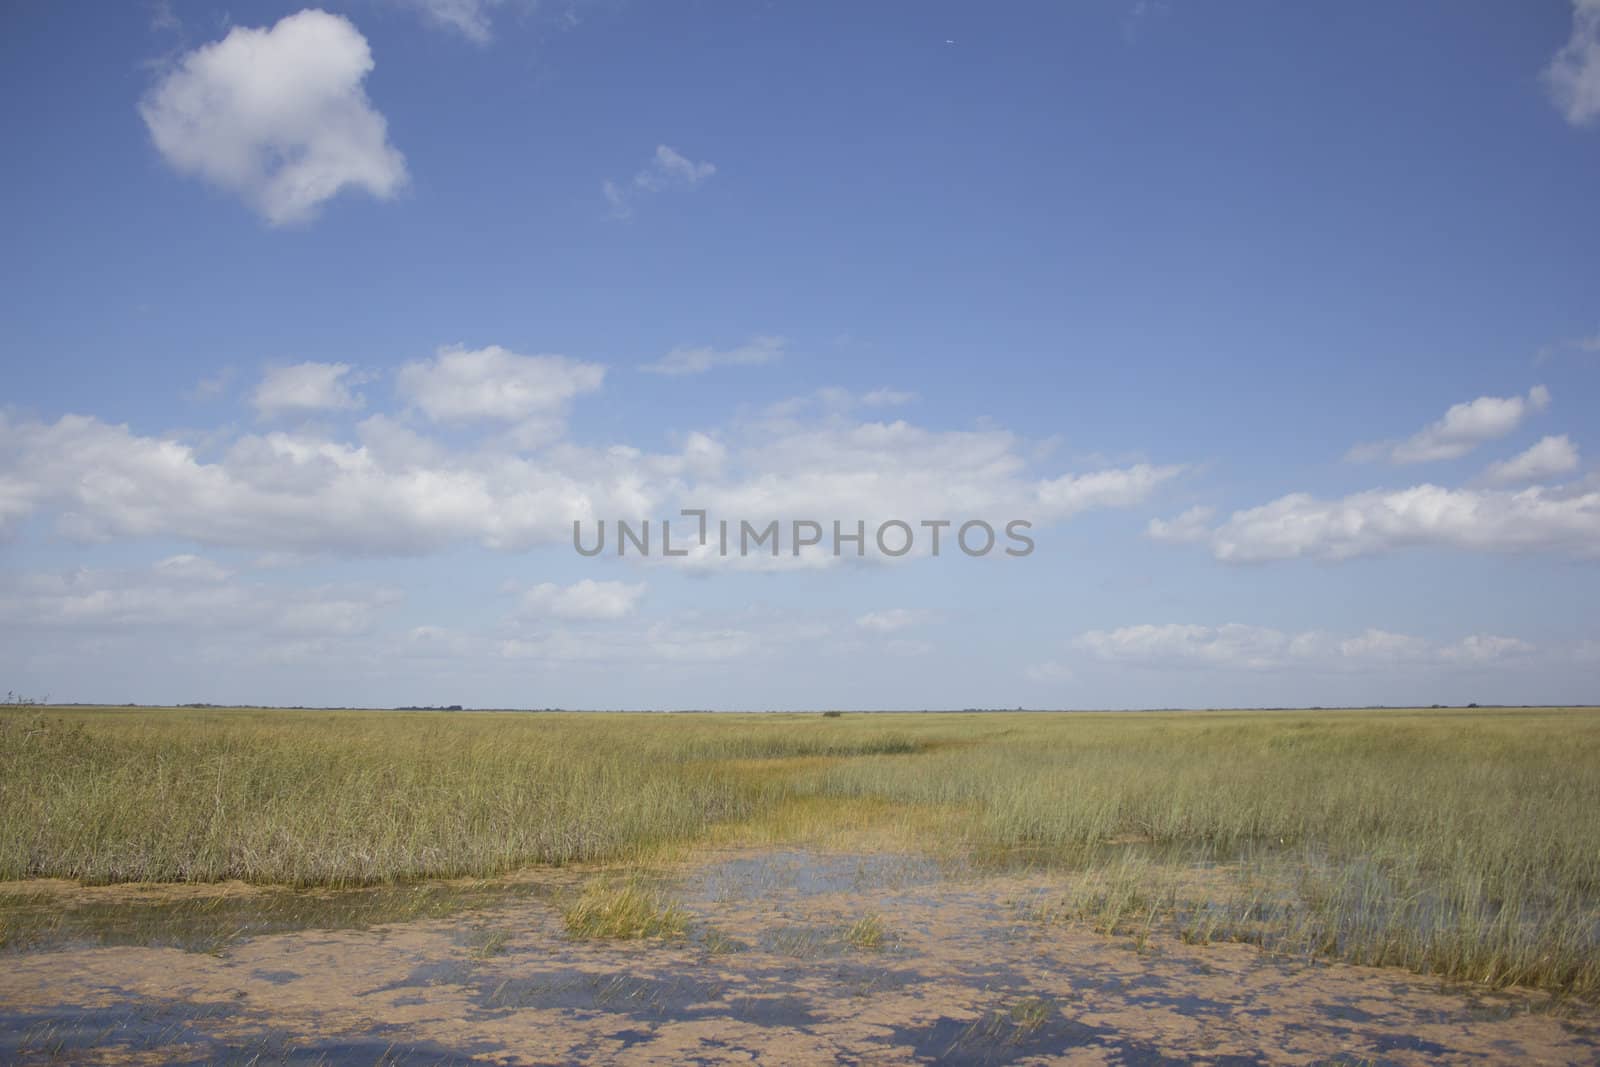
left=0, top=411, right=680, bottom=554
left=685, top=420, right=1178, bottom=561
left=520, top=579, right=645, bottom=621
left=0, top=369, right=1179, bottom=563
left=1348, top=386, right=1550, bottom=464
left=140, top=9, right=407, bottom=225
left=1071, top=623, right=1537, bottom=673
left=1546, top=0, right=1600, bottom=126
left=1482, top=435, right=1580, bottom=485
left=642, top=336, right=784, bottom=376
left=396, top=345, right=605, bottom=442
left=856, top=608, right=935, bottom=633
left=603, top=145, right=716, bottom=219
left=252, top=362, right=365, bottom=417
left=1205, top=482, right=1600, bottom=562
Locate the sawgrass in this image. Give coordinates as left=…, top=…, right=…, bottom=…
left=2, top=704, right=1597, bottom=995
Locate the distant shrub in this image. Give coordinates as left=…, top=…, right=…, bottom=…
left=822, top=710, right=844, bottom=718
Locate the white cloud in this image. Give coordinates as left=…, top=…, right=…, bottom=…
left=856, top=608, right=935, bottom=633
left=1035, top=464, right=1184, bottom=518
left=520, top=579, right=645, bottom=620
left=1482, top=435, right=1580, bottom=485
left=1546, top=0, right=1600, bottom=126
left=641, top=336, right=784, bottom=376
left=499, top=622, right=755, bottom=664
left=252, top=361, right=365, bottom=417
left=1024, top=661, right=1074, bottom=684
left=1075, top=623, right=1299, bottom=671
left=1348, top=386, right=1550, bottom=464
left=1335, top=628, right=1432, bottom=663
left=0, top=411, right=680, bottom=554
left=1439, top=634, right=1536, bottom=664
left=0, top=379, right=1179, bottom=563
left=396, top=345, right=605, bottom=441
left=1207, top=482, right=1600, bottom=562
left=399, top=0, right=504, bottom=44
left=1072, top=623, right=1539, bottom=673
left=153, top=554, right=232, bottom=582
left=140, top=9, right=407, bottom=226
left=0, top=560, right=395, bottom=637
left=861, top=388, right=918, bottom=407
left=1146, top=505, right=1215, bottom=544
left=603, top=145, right=716, bottom=219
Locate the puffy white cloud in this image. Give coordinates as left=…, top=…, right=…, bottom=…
left=1072, top=623, right=1539, bottom=673
left=396, top=345, right=605, bottom=441
left=1348, top=386, right=1550, bottom=464
left=1547, top=0, right=1600, bottom=126
left=860, top=388, right=918, bottom=407
left=0, top=371, right=1178, bottom=563
left=520, top=579, right=645, bottom=620
left=685, top=418, right=1175, bottom=556
left=603, top=145, right=716, bottom=219
left=1146, top=505, right=1215, bottom=544
left=0, top=411, right=675, bottom=554
left=252, top=361, right=365, bottom=417
left=1482, top=435, right=1580, bottom=485
left=856, top=608, right=935, bottom=632
left=140, top=10, right=407, bottom=226
left=1207, top=482, right=1600, bottom=562
left=641, top=336, right=784, bottom=376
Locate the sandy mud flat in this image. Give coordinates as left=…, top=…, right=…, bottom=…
left=1, top=849, right=1595, bottom=1065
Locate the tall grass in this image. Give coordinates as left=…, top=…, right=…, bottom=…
left=2, top=705, right=1597, bottom=996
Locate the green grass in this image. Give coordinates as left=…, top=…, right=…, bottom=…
left=2, top=705, right=1598, bottom=996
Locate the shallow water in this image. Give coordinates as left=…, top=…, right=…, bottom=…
left=0, top=848, right=1595, bottom=1064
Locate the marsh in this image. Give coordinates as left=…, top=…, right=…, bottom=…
left=2, top=705, right=1598, bottom=1062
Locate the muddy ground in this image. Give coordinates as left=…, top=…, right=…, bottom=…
left=1, top=849, right=1595, bottom=1065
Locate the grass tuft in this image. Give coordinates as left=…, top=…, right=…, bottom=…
left=843, top=913, right=887, bottom=950
left=561, top=875, right=686, bottom=940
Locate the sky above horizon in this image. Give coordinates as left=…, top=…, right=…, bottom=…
left=2, top=0, right=1598, bottom=710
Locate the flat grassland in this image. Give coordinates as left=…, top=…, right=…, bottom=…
left=2, top=705, right=1597, bottom=999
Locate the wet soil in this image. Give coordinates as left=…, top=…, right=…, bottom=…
left=0, top=848, right=1595, bottom=1065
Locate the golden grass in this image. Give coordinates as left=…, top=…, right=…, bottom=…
left=561, top=874, right=687, bottom=940
left=843, top=913, right=887, bottom=950
left=2, top=704, right=1598, bottom=995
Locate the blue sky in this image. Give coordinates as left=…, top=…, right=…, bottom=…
left=1, top=0, right=1598, bottom=709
